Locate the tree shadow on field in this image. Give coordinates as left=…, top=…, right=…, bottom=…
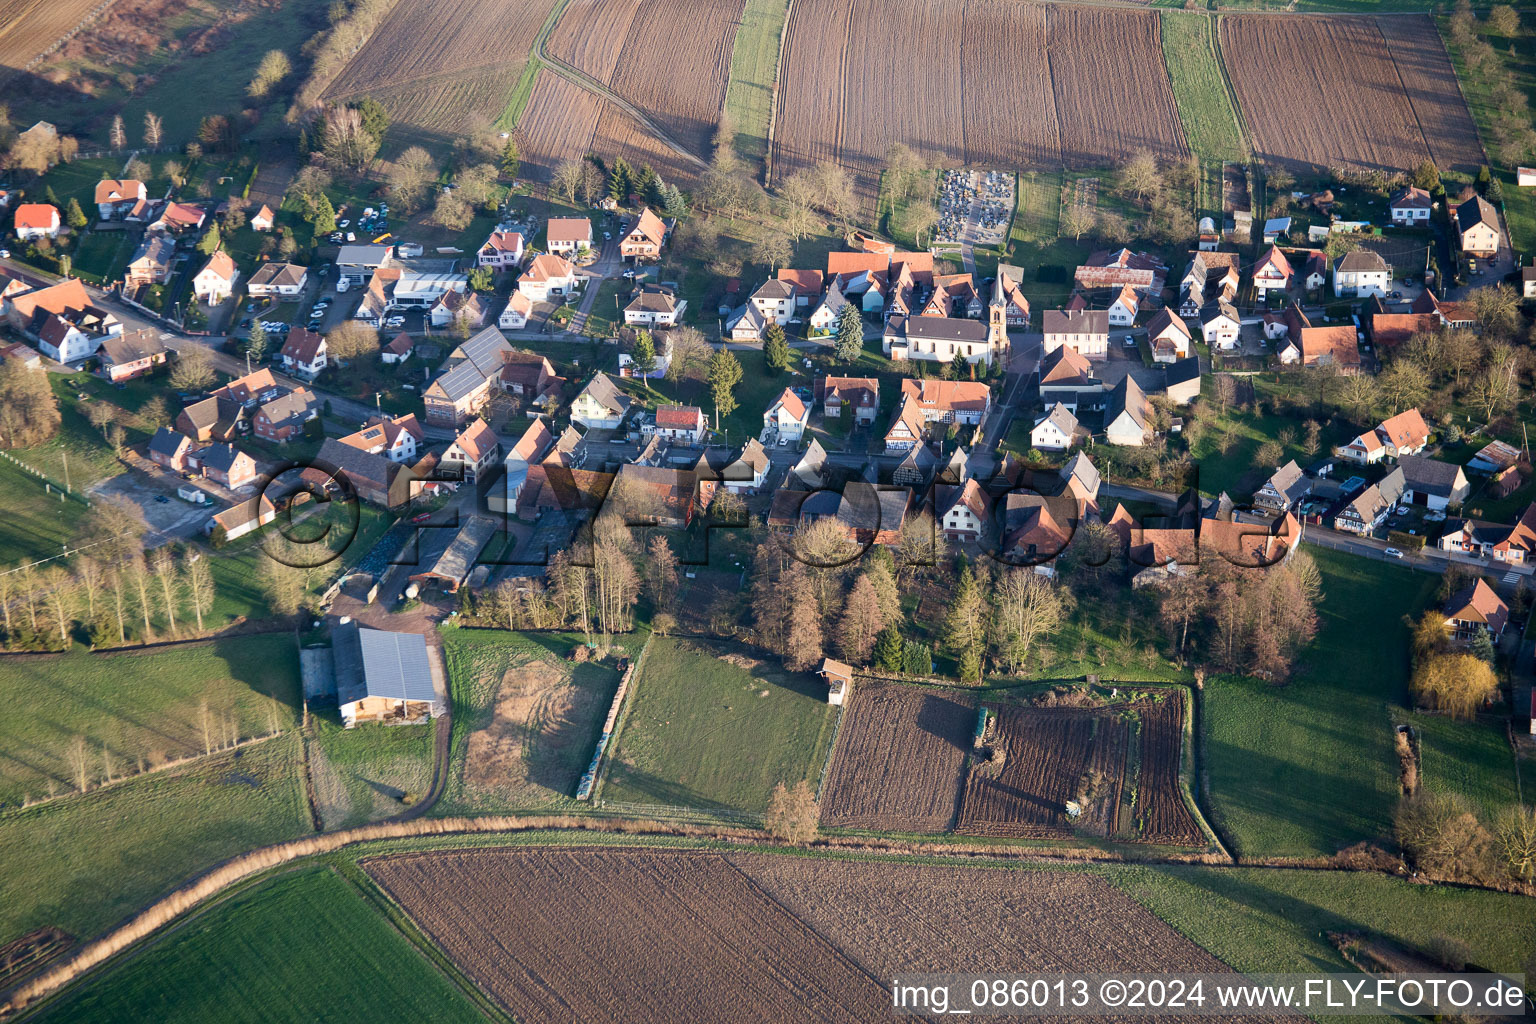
left=914, top=694, right=974, bottom=748
left=603, top=765, right=735, bottom=814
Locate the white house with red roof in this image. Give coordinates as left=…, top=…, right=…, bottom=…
left=95, top=179, right=147, bottom=220
left=762, top=388, right=809, bottom=443
left=544, top=218, right=592, bottom=256
left=516, top=253, right=577, bottom=302
left=499, top=290, right=533, bottom=329
left=1252, top=246, right=1293, bottom=297
left=338, top=413, right=424, bottom=463
left=279, top=326, right=327, bottom=378
left=653, top=405, right=707, bottom=444
left=1338, top=408, right=1430, bottom=464
left=477, top=230, right=525, bottom=268
left=250, top=205, right=275, bottom=231
left=13, top=204, right=60, bottom=240
left=899, top=378, right=991, bottom=426
left=441, top=418, right=500, bottom=483
left=619, top=207, right=669, bottom=262
left=193, top=251, right=239, bottom=303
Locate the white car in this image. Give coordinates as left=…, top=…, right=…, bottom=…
left=1383, top=547, right=1404, bottom=559
left=1123, top=335, right=1136, bottom=347
left=0, top=249, right=10, bottom=259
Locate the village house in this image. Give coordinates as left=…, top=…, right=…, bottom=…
left=97, top=328, right=167, bottom=381
left=1000, top=493, right=1075, bottom=568
left=94, top=179, right=147, bottom=220
left=619, top=207, right=670, bottom=262
left=900, top=378, right=991, bottom=428
left=1252, top=246, right=1293, bottom=297
left=1398, top=454, right=1470, bottom=510
left=883, top=396, right=925, bottom=454
left=776, top=268, right=823, bottom=310
left=208, top=493, right=278, bottom=543
left=1275, top=304, right=1359, bottom=372
left=122, top=235, right=176, bottom=290
left=7, top=279, right=121, bottom=350
left=246, top=262, right=307, bottom=300
left=333, top=622, right=439, bottom=728
left=477, top=230, right=525, bottom=268
left=278, top=326, right=327, bottom=379
left=816, top=376, right=880, bottom=425
left=1339, top=407, right=1431, bottom=465
left=441, top=418, right=500, bottom=483
left=499, top=290, right=534, bottom=330
left=488, top=418, right=555, bottom=515
left=36, top=309, right=119, bottom=364
left=338, top=413, right=424, bottom=464
left=1443, top=579, right=1508, bottom=644
left=695, top=438, right=771, bottom=494
left=309, top=437, right=414, bottom=508
left=192, top=443, right=258, bottom=490
left=1146, top=308, right=1192, bottom=363
left=250, top=205, right=275, bottom=232
left=153, top=202, right=206, bottom=234
left=623, top=283, right=686, bottom=327
left=424, top=327, right=512, bottom=427
left=1455, top=194, right=1500, bottom=257
left=571, top=373, right=632, bottom=430
left=748, top=278, right=797, bottom=327
left=381, top=331, right=415, bottom=364
left=1037, top=346, right=1102, bottom=411
left=13, top=203, right=61, bottom=241
left=1104, top=374, right=1152, bottom=447
left=1254, top=460, right=1308, bottom=514
left=149, top=426, right=195, bottom=473
left=1163, top=356, right=1201, bottom=405
left=192, top=251, right=239, bottom=304
left=831, top=482, right=910, bottom=547
left=1332, top=249, right=1391, bottom=298
left=214, top=366, right=282, bottom=406
left=937, top=479, right=991, bottom=542
left=429, top=289, right=485, bottom=330
left=1107, top=284, right=1139, bottom=327
left=1200, top=300, right=1241, bottom=350
left=176, top=395, right=244, bottom=441
left=1438, top=504, right=1536, bottom=563
left=1060, top=452, right=1102, bottom=517
left=763, top=388, right=809, bottom=443
left=1041, top=308, right=1109, bottom=360
left=652, top=405, right=708, bottom=444
left=807, top=280, right=851, bottom=337
left=545, top=217, right=592, bottom=256
left=1178, top=251, right=1241, bottom=318
left=1031, top=403, right=1079, bottom=452
left=1332, top=468, right=1405, bottom=535
left=1388, top=185, right=1433, bottom=225
left=253, top=387, right=321, bottom=443
left=516, top=253, right=578, bottom=302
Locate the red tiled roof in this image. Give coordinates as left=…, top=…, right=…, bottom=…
left=656, top=405, right=703, bottom=430
left=14, top=204, right=58, bottom=230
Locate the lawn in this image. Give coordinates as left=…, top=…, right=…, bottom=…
left=1203, top=546, right=1438, bottom=859
left=723, top=0, right=791, bottom=168
left=1115, top=862, right=1536, bottom=977
left=1160, top=13, right=1248, bottom=164
left=308, top=714, right=435, bottom=831
left=70, top=230, right=133, bottom=285
left=0, top=733, right=308, bottom=947
left=0, top=635, right=301, bottom=806
left=0, top=458, right=83, bottom=567
left=1404, top=711, right=1523, bottom=821
left=33, top=866, right=491, bottom=1024
left=598, top=637, right=839, bottom=815
left=1185, top=374, right=1357, bottom=499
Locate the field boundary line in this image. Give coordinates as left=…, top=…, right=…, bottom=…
left=1206, top=13, right=1253, bottom=158
left=762, top=0, right=793, bottom=184
left=812, top=704, right=844, bottom=802
left=587, top=632, right=656, bottom=804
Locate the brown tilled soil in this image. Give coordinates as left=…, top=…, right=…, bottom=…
left=1132, top=694, right=1204, bottom=846
left=366, top=848, right=890, bottom=1024
left=819, top=682, right=974, bottom=833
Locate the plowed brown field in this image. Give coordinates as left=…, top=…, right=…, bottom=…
left=1220, top=14, right=1475, bottom=174
left=517, top=69, right=603, bottom=178
left=1134, top=693, right=1204, bottom=846
left=818, top=683, right=973, bottom=833
left=0, top=0, right=100, bottom=69
left=1373, top=15, right=1484, bottom=175
left=545, top=0, right=740, bottom=159
left=771, top=0, right=1187, bottom=202
left=1046, top=5, right=1188, bottom=168
left=367, top=848, right=889, bottom=1024
left=957, top=707, right=1130, bottom=840
left=327, top=0, right=555, bottom=98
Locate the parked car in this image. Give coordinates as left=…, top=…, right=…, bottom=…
left=1383, top=547, right=1404, bottom=558
left=412, top=512, right=433, bottom=524
left=1123, top=335, right=1136, bottom=347
left=0, top=249, right=11, bottom=259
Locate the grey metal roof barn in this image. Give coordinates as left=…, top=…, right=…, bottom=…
left=333, top=621, right=435, bottom=705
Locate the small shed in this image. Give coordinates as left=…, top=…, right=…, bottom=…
left=818, top=657, right=854, bottom=706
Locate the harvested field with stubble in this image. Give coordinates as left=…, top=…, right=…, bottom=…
left=957, top=707, right=1131, bottom=840
left=818, top=683, right=973, bottom=834
left=771, top=0, right=1187, bottom=203
left=1219, top=15, right=1478, bottom=174
left=367, top=848, right=890, bottom=1024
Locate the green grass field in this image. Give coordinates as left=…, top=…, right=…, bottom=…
left=599, top=637, right=838, bottom=815
left=0, top=734, right=308, bottom=947
left=70, top=231, right=133, bottom=285
left=1204, top=546, right=1438, bottom=858
left=0, top=635, right=302, bottom=806
left=724, top=0, right=791, bottom=167
left=34, top=866, right=491, bottom=1024
left=1187, top=375, right=1358, bottom=499
left=1405, top=711, right=1523, bottom=820
left=1160, top=13, right=1248, bottom=163
left=310, top=716, right=435, bottom=830
left=0, top=459, right=82, bottom=566
left=1117, top=862, right=1536, bottom=976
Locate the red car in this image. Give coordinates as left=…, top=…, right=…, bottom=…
left=412, top=512, right=432, bottom=524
